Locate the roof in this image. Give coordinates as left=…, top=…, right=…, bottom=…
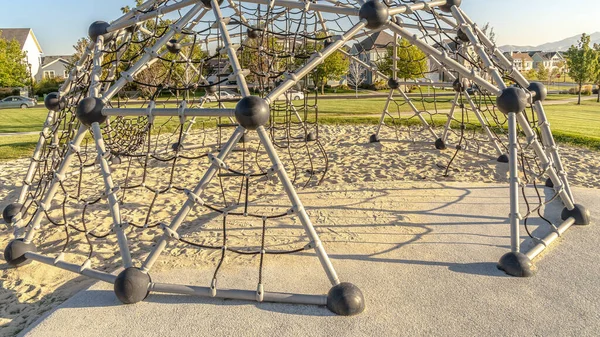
left=0, top=28, right=43, bottom=53
left=41, top=55, right=74, bottom=68
left=354, top=31, right=396, bottom=53
left=509, top=52, right=533, bottom=62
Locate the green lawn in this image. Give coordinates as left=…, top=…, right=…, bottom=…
left=0, top=94, right=598, bottom=161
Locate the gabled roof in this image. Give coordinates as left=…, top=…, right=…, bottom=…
left=509, top=52, right=533, bottom=62
left=41, top=55, right=74, bottom=68
left=0, top=28, right=43, bottom=53
left=354, top=31, right=396, bottom=53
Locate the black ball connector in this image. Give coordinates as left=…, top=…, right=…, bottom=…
left=234, top=96, right=270, bottom=130
left=76, top=97, right=107, bottom=127
left=527, top=82, right=547, bottom=103
left=306, top=132, right=316, bottom=142
left=369, top=134, right=380, bottom=143
left=44, top=92, right=66, bottom=112
left=205, top=85, right=217, bottom=95
left=3, top=203, right=23, bottom=223
left=166, top=39, right=182, bottom=54
left=88, top=21, right=115, bottom=43
left=452, top=78, right=464, bottom=92
left=359, top=0, right=389, bottom=30
left=247, top=28, right=261, bottom=39
left=497, top=251, right=535, bottom=277
left=456, top=28, right=469, bottom=43
left=435, top=138, right=447, bottom=150
left=561, top=204, right=591, bottom=226
left=114, top=267, right=151, bottom=304
left=388, top=78, right=400, bottom=90
left=200, top=0, right=223, bottom=9
left=439, top=0, right=462, bottom=13
left=4, top=239, right=37, bottom=267
left=171, top=142, right=185, bottom=151
left=497, top=154, right=509, bottom=163
left=545, top=177, right=554, bottom=188
left=326, top=282, right=365, bottom=316
left=496, top=87, right=528, bottom=115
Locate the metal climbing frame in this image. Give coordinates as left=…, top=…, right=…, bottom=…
left=2, top=0, right=591, bottom=318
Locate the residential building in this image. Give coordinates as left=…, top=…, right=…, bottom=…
left=351, top=31, right=396, bottom=84
left=530, top=51, right=565, bottom=70
left=505, top=52, right=534, bottom=72
left=0, top=28, right=43, bottom=79
left=36, top=56, right=74, bottom=82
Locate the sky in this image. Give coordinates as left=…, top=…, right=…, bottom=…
left=1, top=0, right=599, bottom=55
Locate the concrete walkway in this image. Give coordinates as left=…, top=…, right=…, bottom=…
left=19, top=183, right=600, bottom=336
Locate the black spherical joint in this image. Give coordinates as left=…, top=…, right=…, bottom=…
left=200, top=0, right=224, bottom=9
left=435, top=138, right=446, bottom=150
left=234, top=96, right=270, bottom=130
left=496, top=87, right=528, bottom=114
left=545, top=177, right=554, bottom=188
left=497, top=251, right=535, bottom=277
left=114, top=267, right=151, bottom=304
left=3, top=203, right=23, bottom=223
left=44, top=92, right=66, bottom=112
left=527, top=82, right=547, bottom=103
left=388, top=78, right=400, bottom=90
left=453, top=79, right=465, bottom=92
left=247, top=28, right=261, bottom=39
left=205, top=85, right=217, bottom=95
left=369, top=134, right=380, bottom=143
left=359, top=1, right=389, bottom=30
left=306, top=132, right=316, bottom=142
left=88, top=21, right=115, bottom=43
left=327, top=282, right=365, bottom=316
left=497, top=154, right=509, bottom=163
left=76, top=97, right=106, bottom=127
left=166, top=39, right=182, bottom=54
left=561, top=204, right=591, bottom=226
left=456, top=28, right=469, bottom=43
left=171, top=142, right=185, bottom=151
left=439, top=0, right=462, bottom=13
left=4, top=239, right=37, bottom=267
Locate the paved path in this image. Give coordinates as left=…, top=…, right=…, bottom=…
left=21, top=183, right=600, bottom=336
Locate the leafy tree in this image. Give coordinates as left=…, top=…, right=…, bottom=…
left=525, top=68, right=538, bottom=81
left=550, top=67, right=561, bottom=83
left=593, top=43, right=600, bottom=102
left=565, top=33, right=598, bottom=104
left=377, top=38, right=427, bottom=85
left=295, top=38, right=349, bottom=94
left=0, top=33, right=29, bottom=87
left=537, top=63, right=549, bottom=83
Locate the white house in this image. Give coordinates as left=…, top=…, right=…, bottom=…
left=0, top=28, right=44, bottom=79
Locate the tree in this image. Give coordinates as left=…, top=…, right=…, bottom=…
left=593, top=43, right=600, bottom=102
left=565, top=33, right=598, bottom=104
left=346, top=61, right=365, bottom=97
left=377, top=38, right=427, bottom=85
left=550, top=67, right=561, bottom=84
left=312, top=50, right=349, bottom=94
left=0, top=33, right=29, bottom=88
left=525, top=68, right=538, bottom=81
left=537, top=63, right=549, bottom=84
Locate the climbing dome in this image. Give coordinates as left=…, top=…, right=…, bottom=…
left=2, top=0, right=590, bottom=315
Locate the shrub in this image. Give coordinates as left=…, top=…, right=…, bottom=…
left=373, top=80, right=388, bottom=90
left=34, top=78, right=65, bottom=96
left=581, top=85, right=593, bottom=96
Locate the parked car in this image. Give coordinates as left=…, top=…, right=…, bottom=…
left=0, top=96, right=37, bottom=109
left=204, top=90, right=241, bottom=102
left=275, top=89, right=305, bottom=101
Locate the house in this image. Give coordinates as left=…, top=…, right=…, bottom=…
left=530, top=51, right=565, bottom=70
left=0, top=28, right=43, bottom=79
left=35, top=56, right=74, bottom=82
left=505, top=52, right=534, bottom=72
left=351, top=31, right=396, bottom=84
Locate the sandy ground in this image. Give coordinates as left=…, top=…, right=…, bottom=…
left=1, top=124, right=599, bottom=336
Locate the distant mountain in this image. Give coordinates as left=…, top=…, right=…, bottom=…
left=499, top=32, right=600, bottom=52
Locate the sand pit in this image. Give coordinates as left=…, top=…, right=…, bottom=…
left=1, top=125, right=599, bottom=335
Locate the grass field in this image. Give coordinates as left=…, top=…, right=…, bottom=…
left=0, top=94, right=598, bottom=161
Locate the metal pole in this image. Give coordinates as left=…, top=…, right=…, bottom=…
left=256, top=126, right=340, bottom=286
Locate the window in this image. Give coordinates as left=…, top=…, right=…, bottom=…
left=43, top=71, right=56, bottom=79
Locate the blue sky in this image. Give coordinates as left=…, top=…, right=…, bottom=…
left=1, top=0, right=599, bottom=55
